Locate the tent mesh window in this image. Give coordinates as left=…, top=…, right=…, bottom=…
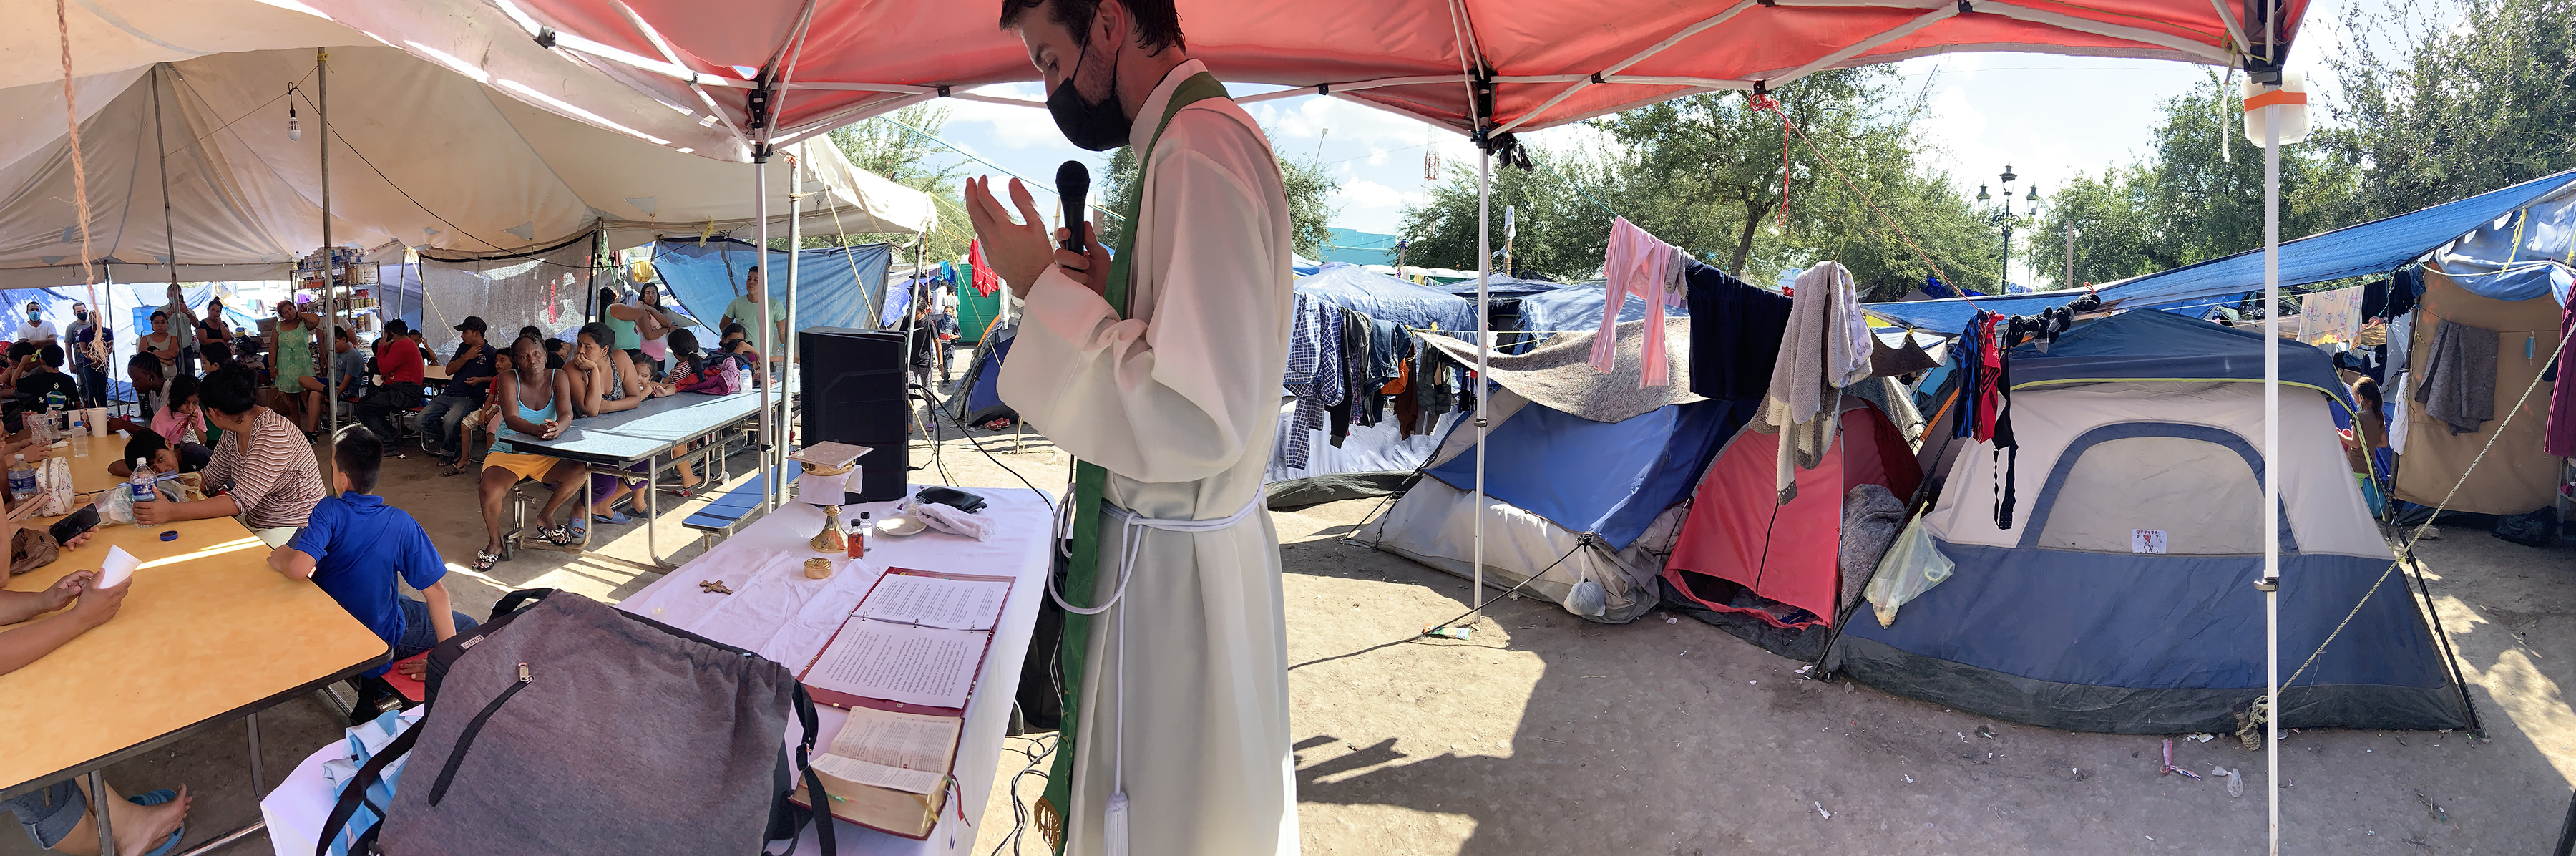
left=417, top=238, right=595, bottom=354
left=2035, top=434, right=2265, bottom=554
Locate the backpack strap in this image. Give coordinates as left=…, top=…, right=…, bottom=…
left=314, top=720, right=421, bottom=856
left=769, top=684, right=836, bottom=856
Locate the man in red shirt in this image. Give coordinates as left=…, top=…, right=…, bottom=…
left=358, top=320, right=427, bottom=454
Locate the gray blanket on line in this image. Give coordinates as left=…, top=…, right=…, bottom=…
left=1419, top=317, right=1702, bottom=422
left=2412, top=318, right=2497, bottom=435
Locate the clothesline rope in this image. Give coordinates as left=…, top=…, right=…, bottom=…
left=54, top=0, right=94, bottom=286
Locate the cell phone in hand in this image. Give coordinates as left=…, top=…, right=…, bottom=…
left=47, top=504, right=98, bottom=544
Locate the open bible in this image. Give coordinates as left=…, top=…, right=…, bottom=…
left=791, top=568, right=1013, bottom=840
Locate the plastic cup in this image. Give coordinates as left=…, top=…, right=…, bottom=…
left=84, top=408, right=107, bottom=437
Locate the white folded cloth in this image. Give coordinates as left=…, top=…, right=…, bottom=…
left=912, top=503, right=991, bottom=540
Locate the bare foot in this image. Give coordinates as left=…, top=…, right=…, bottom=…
left=111, top=784, right=187, bottom=856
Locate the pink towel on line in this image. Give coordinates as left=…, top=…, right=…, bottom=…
left=1591, top=218, right=1674, bottom=386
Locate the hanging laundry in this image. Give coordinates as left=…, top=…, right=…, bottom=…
left=1279, top=294, right=1346, bottom=468
left=1591, top=218, right=1678, bottom=386
left=964, top=240, right=1002, bottom=297
left=1683, top=261, right=1791, bottom=401
left=1757, top=262, right=1865, bottom=504
left=1338, top=308, right=1370, bottom=436
left=1868, top=332, right=1939, bottom=379
left=2298, top=286, right=2364, bottom=346
left=2413, top=318, right=2498, bottom=435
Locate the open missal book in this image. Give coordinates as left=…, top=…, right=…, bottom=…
left=792, top=568, right=1014, bottom=840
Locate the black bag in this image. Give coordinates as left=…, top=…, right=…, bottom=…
left=2494, top=507, right=2561, bottom=548
left=1013, top=578, right=1067, bottom=734
left=318, top=589, right=835, bottom=856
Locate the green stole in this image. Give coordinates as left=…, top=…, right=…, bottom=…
left=1035, top=72, right=1234, bottom=853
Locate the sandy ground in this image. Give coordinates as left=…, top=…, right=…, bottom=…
left=11, top=374, right=2575, bottom=855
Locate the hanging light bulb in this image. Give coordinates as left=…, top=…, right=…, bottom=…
left=288, top=105, right=301, bottom=141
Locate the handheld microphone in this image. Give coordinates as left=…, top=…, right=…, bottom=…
left=1055, top=160, right=1091, bottom=264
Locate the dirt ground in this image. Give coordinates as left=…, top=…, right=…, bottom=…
left=14, top=373, right=2575, bottom=855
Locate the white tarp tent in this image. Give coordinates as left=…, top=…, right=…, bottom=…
left=0, top=14, right=932, bottom=288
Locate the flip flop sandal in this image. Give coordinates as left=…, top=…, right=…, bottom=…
left=441, top=460, right=472, bottom=477
left=469, top=551, right=502, bottom=572
left=125, top=789, right=184, bottom=856
left=537, top=524, right=579, bottom=546
left=665, top=487, right=696, bottom=499
left=590, top=509, right=633, bottom=525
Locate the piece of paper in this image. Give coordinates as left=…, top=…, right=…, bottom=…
left=97, top=545, right=139, bottom=588
left=2132, top=529, right=2168, bottom=554
left=852, top=574, right=1009, bottom=631
left=806, top=620, right=984, bottom=709
left=814, top=706, right=960, bottom=794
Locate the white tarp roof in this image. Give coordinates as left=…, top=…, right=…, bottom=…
left=0, top=4, right=932, bottom=287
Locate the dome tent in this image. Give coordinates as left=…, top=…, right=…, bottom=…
left=1825, top=310, right=2474, bottom=734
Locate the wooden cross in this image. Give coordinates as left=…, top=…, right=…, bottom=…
left=698, top=580, right=733, bottom=595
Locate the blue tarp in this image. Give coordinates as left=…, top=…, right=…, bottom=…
left=650, top=239, right=894, bottom=344
left=1426, top=275, right=1563, bottom=301
left=1513, top=281, right=1692, bottom=334
left=1867, top=168, right=2576, bottom=331
left=1295, top=263, right=1478, bottom=333
left=2429, top=175, right=2576, bottom=304
left=2007, top=309, right=2354, bottom=410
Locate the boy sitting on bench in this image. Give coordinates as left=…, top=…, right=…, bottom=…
left=267, top=426, right=479, bottom=714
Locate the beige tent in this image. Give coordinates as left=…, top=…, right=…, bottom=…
left=0, top=11, right=932, bottom=287
left=2391, top=268, right=2563, bottom=515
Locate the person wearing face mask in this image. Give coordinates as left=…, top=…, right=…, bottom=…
left=14, top=302, right=57, bottom=347
left=64, top=301, right=110, bottom=409
left=970, top=2, right=1297, bottom=853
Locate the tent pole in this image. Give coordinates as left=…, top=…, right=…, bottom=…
left=784, top=153, right=803, bottom=509
left=755, top=155, right=775, bottom=514
left=318, top=48, right=337, bottom=485
left=152, top=64, right=175, bottom=296
left=1473, top=149, right=1491, bottom=612
left=2260, top=88, right=2282, bottom=856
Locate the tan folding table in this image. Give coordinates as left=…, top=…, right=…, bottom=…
left=0, top=465, right=385, bottom=855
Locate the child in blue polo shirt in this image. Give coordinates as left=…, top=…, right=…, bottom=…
left=266, top=426, right=479, bottom=699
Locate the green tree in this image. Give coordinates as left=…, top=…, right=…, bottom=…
left=824, top=105, right=972, bottom=262
left=1387, top=69, right=1996, bottom=297
left=1096, top=138, right=1342, bottom=258
left=1394, top=143, right=1621, bottom=282
left=2027, top=73, right=2358, bottom=291
left=2322, top=0, right=2576, bottom=220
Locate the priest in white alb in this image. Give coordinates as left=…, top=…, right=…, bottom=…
left=967, top=0, right=1298, bottom=853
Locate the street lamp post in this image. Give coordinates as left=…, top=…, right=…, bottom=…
left=1974, top=164, right=2042, bottom=291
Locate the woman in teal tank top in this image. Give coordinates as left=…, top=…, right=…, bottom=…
left=471, top=334, right=582, bottom=570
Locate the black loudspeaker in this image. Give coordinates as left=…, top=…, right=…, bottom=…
left=798, top=328, right=910, bottom=501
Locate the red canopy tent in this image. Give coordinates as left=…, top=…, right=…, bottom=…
left=294, top=2, right=2318, bottom=846
left=307, top=0, right=2304, bottom=162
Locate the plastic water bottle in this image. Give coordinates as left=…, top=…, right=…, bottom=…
left=6, top=454, right=33, bottom=503
left=130, top=457, right=156, bottom=506
left=67, top=413, right=87, bottom=457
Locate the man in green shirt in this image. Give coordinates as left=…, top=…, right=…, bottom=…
left=719, top=266, right=787, bottom=359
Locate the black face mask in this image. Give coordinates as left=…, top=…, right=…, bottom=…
left=1046, top=37, right=1128, bottom=151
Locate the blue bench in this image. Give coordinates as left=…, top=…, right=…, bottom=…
left=683, top=467, right=784, bottom=549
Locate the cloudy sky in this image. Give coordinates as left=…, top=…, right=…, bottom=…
left=914, top=0, right=2399, bottom=284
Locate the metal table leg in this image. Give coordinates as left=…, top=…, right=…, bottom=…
left=89, top=769, right=114, bottom=856
left=247, top=712, right=263, bottom=792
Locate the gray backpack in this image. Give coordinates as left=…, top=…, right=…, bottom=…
left=319, top=589, right=836, bottom=855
